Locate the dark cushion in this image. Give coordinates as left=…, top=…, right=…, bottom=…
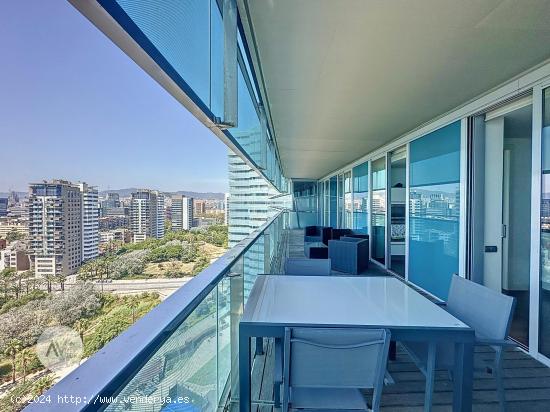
left=305, top=226, right=319, bottom=236
left=346, top=233, right=369, bottom=240
left=331, top=229, right=353, bottom=240
left=321, top=227, right=333, bottom=245
left=340, top=236, right=364, bottom=243
left=309, top=247, right=329, bottom=259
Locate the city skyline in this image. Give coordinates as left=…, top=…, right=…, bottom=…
left=0, top=0, right=229, bottom=193
left=0, top=185, right=227, bottom=197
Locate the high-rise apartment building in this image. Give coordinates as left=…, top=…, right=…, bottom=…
left=156, top=192, right=165, bottom=238
left=228, top=152, right=278, bottom=247
left=194, top=199, right=206, bottom=215
left=0, top=198, right=7, bottom=217
left=130, top=190, right=164, bottom=243
left=224, top=193, right=230, bottom=225
left=100, top=192, right=121, bottom=216
left=79, top=183, right=99, bottom=261
left=172, top=195, right=194, bottom=231
left=28, top=180, right=98, bottom=277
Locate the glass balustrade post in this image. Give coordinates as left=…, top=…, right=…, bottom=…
left=229, top=257, right=244, bottom=405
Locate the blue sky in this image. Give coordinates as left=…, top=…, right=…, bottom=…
left=0, top=0, right=229, bottom=193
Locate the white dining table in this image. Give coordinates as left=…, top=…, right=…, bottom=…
left=239, top=275, right=475, bottom=412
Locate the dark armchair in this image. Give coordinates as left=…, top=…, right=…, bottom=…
left=304, top=225, right=331, bottom=243
left=328, top=236, right=369, bottom=274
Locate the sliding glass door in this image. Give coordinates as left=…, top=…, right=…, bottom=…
left=409, top=122, right=461, bottom=299
left=352, top=162, right=369, bottom=233
left=343, top=171, right=352, bottom=228
left=371, top=157, right=387, bottom=265
left=323, top=180, right=330, bottom=226
left=389, top=147, right=407, bottom=277
left=540, top=87, right=550, bottom=357
left=330, top=176, right=337, bottom=227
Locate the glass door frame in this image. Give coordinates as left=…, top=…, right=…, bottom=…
left=531, top=82, right=548, bottom=364
left=343, top=170, right=353, bottom=229
left=370, top=154, right=388, bottom=268
left=387, top=146, right=408, bottom=278
left=463, top=85, right=545, bottom=363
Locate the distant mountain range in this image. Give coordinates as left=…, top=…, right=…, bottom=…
left=0, top=189, right=225, bottom=200
left=99, top=188, right=226, bottom=200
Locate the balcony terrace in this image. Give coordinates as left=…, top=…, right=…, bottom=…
left=230, top=229, right=550, bottom=412
left=27, top=215, right=550, bottom=412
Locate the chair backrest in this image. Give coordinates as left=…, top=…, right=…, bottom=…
left=284, top=327, right=390, bottom=389
left=284, top=258, right=331, bottom=276
left=446, top=275, right=516, bottom=340
left=340, top=236, right=366, bottom=244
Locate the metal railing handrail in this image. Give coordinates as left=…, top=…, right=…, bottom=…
left=25, top=211, right=285, bottom=411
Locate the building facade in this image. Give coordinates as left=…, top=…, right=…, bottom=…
left=0, top=241, right=30, bottom=272
left=79, top=183, right=99, bottom=261
left=28, top=180, right=98, bottom=277
left=228, top=152, right=278, bottom=247
left=100, top=192, right=121, bottom=216
left=171, top=195, right=194, bottom=231
left=0, top=198, right=7, bottom=217
left=130, top=189, right=164, bottom=242
left=194, top=199, right=206, bottom=215
left=0, top=218, right=28, bottom=239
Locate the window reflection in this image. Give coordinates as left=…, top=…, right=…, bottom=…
left=371, top=157, right=386, bottom=264
left=353, top=162, right=369, bottom=232
left=540, top=87, right=550, bottom=356
left=343, top=172, right=353, bottom=228
left=408, top=122, right=461, bottom=299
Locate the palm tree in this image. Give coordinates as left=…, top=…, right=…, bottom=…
left=22, top=270, right=34, bottom=294
left=73, top=318, right=89, bottom=342
left=33, top=375, right=54, bottom=396
left=4, top=339, right=22, bottom=383
left=55, top=273, right=67, bottom=291
left=12, top=270, right=24, bottom=299
left=97, top=259, right=112, bottom=295
left=44, top=273, right=56, bottom=293
left=18, top=348, right=34, bottom=383
left=0, top=268, right=16, bottom=299
left=127, top=297, right=139, bottom=323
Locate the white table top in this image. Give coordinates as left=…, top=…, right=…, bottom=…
left=242, top=275, right=469, bottom=331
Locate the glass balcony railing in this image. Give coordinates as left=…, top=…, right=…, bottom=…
left=26, top=210, right=289, bottom=412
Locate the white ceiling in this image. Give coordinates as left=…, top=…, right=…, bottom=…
left=240, top=0, right=550, bottom=179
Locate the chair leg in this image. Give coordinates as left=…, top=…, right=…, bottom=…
left=255, top=336, right=264, bottom=355
left=424, top=342, right=436, bottom=412
left=273, top=338, right=282, bottom=408
left=273, top=383, right=281, bottom=409
left=389, top=340, right=397, bottom=361
left=494, top=353, right=506, bottom=412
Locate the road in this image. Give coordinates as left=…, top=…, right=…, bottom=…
left=64, top=277, right=192, bottom=299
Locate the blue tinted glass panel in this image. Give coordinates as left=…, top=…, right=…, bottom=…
left=330, top=177, right=337, bottom=227
left=539, top=88, right=550, bottom=357
left=293, top=181, right=318, bottom=228
left=210, top=0, right=224, bottom=117
left=353, top=162, right=369, bottom=232
left=217, top=277, right=230, bottom=402
left=233, top=67, right=261, bottom=166
left=371, top=157, right=386, bottom=264
left=409, top=121, right=461, bottom=299
left=243, top=240, right=263, bottom=302
left=372, top=158, right=386, bottom=190
left=104, top=288, right=218, bottom=411
left=343, top=172, right=353, bottom=228
left=115, top=0, right=212, bottom=110
left=410, top=121, right=461, bottom=187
